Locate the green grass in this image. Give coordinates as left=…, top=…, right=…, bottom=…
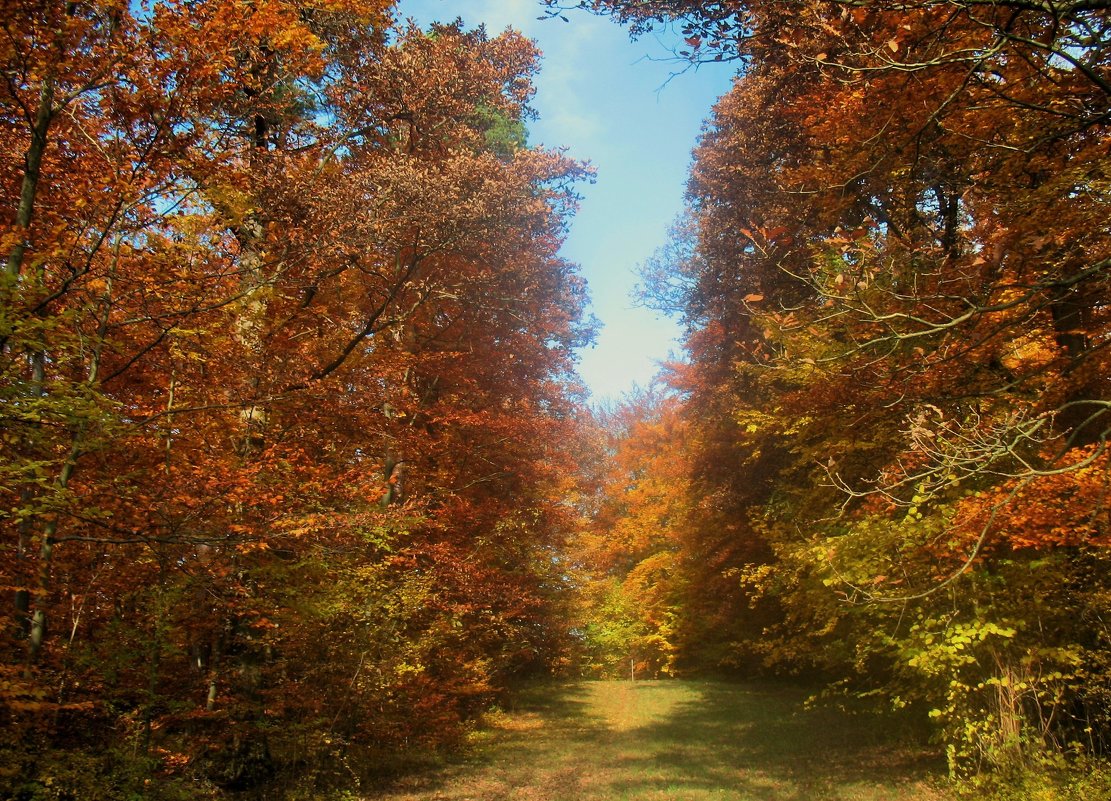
left=371, top=680, right=954, bottom=801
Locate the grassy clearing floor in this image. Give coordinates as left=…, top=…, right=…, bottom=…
left=372, top=680, right=954, bottom=801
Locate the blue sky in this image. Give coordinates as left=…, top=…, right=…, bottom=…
left=396, top=0, right=735, bottom=401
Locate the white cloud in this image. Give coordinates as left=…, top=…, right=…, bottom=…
left=468, top=0, right=544, bottom=37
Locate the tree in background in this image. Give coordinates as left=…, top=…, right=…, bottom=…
left=572, top=389, right=689, bottom=677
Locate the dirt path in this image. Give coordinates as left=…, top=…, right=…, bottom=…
left=371, top=680, right=954, bottom=801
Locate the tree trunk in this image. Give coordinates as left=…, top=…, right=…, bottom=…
left=4, top=73, right=55, bottom=282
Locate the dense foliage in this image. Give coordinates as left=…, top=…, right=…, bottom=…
left=564, top=0, right=1111, bottom=788
left=5, top=0, right=1109, bottom=797
left=1, top=1, right=592, bottom=797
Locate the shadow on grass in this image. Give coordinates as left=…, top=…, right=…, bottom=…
left=602, top=680, right=946, bottom=801
left=373, top=680, right=950, bottom=801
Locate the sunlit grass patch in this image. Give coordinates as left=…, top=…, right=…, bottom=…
left=371, top=679, right=953, bottom=800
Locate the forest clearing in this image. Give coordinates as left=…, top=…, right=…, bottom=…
left=1, top=1, right=1108, bottom=799
left=375, top=680, right=951, bottom=801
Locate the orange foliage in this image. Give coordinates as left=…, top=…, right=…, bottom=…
left=0, top=2, right=591, bottom=795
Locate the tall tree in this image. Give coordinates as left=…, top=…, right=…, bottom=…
left=1, top=3, right=593, bottom=796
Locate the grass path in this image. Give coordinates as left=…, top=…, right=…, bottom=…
left=372, top=680, right=955, bottom=801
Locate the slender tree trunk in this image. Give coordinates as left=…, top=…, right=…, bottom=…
left=25, top=255, right=114, bottom=664
left=207, top=626, right=222, bottom=712
left=3, top=0, right=79, bottom=282
left=4, top=76, right=55, bottom=281
left=1050, top=289, right=1100, bottom=446
left=27, top=445, right=78, bottom=663
left=7, top=24, right=58, bottom=643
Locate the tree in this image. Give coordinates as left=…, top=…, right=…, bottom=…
left=572, top=389, right=694, bottom=677
left=1, top=4, right=593, bottom=796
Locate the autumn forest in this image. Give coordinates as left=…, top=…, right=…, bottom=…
left=1, top=0, right=1108, bottom=799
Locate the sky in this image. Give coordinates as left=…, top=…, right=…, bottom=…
left=396, top=0, right=736, bottom=402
